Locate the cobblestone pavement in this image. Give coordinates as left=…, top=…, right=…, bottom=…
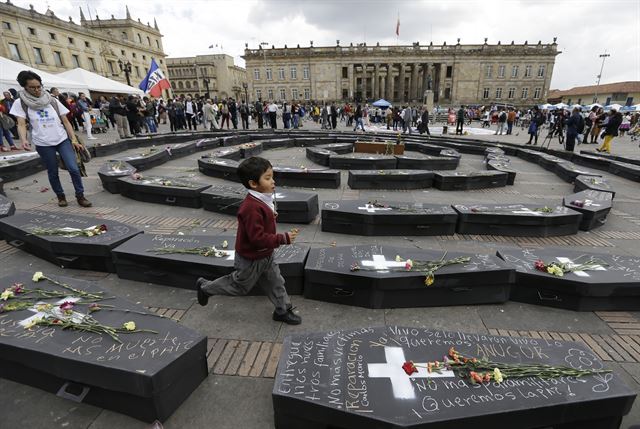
left=1, top=117, right=639, bottom=428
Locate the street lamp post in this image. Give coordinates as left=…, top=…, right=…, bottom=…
left=260, top=41, right=268, bottom=100
left=594, top=52, right=610, bottom=104
left=118, top=59, right=132, bottom=86
left=242, top=82, right=248, bottom=104
left=203, top=77, right=210, bottom=99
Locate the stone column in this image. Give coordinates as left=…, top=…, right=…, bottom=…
left=399, top=63, right=406, bottom=103
left=440, top=63, right=448, bottom=100
left=410, top=63, right=419, bottom=101
left=348, top=64, right=354, bottom=99
left=380, top=69, right=386, bottom=100
left=388, top=64, right=395, bottom=102
left=373, top=64, right=380, bottom=100
left=361, top=63, right=367, bottom=100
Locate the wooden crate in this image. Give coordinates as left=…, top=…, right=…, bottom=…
left=354, top=141, right=405, bottom=155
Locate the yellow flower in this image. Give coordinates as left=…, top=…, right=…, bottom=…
left=424, top=273, right=434, bottom=286
left=123, top=321, right=136, bottom=331
left=24, top=317, right=41, bottom=330
left=493, top=367, right=503, bottom=383
left=86, top=231, right=94, bottom=237
left=222, top=240, right=228, bottom=249
left=0, top=289, right=14, bottom=301
left=35, top=303, right=52, bottom=312
left=395, top=255, right=403, bottom=262
left=547, top=265, right=564, bottom=277
left=32, top=271, right=45, bottom=282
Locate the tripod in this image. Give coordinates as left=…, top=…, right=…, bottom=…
left=542, top=123, right=565, bottom=149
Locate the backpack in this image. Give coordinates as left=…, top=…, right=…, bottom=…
left=576, top=115, right=585, bottom=134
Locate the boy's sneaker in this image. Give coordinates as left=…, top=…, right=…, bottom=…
left=196, top=278, right=209, bottom=306
left=273, top=308, right=302, bottom=325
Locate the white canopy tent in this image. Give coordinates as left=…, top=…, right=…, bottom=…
left=56, top=68, right=143, bottom=96
left=0, top=56, right=89, bottom=95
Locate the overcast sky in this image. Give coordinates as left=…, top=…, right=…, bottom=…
left=13, top=0, right=640, bottom=90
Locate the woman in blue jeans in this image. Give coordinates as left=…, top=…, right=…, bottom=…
left=10, top=70, right=91, bottom=207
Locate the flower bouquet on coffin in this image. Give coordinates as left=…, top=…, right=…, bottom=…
left=402, top=347, right=610, bottom=385
left=534, top=256, right=608, bottom=277
left=350, top=251, right=471, bottom=286
left=29, top=224, right=108, bottom=238
left=146, top=240, right=230, bottom=257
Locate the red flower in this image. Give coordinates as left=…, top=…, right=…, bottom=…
left=11, top=283, right=24, bottom=294
left=59, top=301, right=75, bottom=311
left=534, top=260, right=546, bottom=272
left=52, top=319, right=63, bottom=325
left=402, top=361, right=418, bottom=375
left=98, top=224, right=108, bottom=232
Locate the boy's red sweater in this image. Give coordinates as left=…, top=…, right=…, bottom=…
left=235, top=194, right=290, bottom=260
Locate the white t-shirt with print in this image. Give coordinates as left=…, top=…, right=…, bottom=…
left=10, top=99, right=70, bottom=147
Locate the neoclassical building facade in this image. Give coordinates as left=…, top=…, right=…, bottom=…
left=0, top=2, right=167, bottom=90
left=166, top=54, right=247, bottom=101
left=243, top=40, right=560, bottom=107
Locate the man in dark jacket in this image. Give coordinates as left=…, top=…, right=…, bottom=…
left=456, top=105, right=465, bottom=135
left=565, top=107, right=584, bottom=152
left=418, top=107, right=431, bottom=135
left=597, top=108, right=623, bottom=154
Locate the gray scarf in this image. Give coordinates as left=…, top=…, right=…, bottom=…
left=18, top=88, right=53, bottom=110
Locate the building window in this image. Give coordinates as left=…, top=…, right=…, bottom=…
left=444, top=87, right=451, bottom=99
left=304, top=88, right=310, bottom=100
left=84, top=41, right=90, bottom=48
left=279, top=88, right=286, bottom=100
left=495, top=88, right=503, bottom=99
left=498, top=65, right=505, bottom=78
left=292, top=88, right=299, bottom=99
left=147, top=36, right=151, bottom=46
left=256, top=89, right=262, bottom=100
left=521, top=87, right=529, bottom=99
left=159, top=59, right=163, bottom=65
left=533, top=87, right=542, bottom=99
left=482, top=87, right=490, bottom=99
left=446, top=66, right=453, bottom=78
left=88, top=57, right=96, bottom=71
left=178, top=81, right=184, bottom=89
left=2, top=21, right=11, bottom=30
left=121, top=49, right=126, bottom=56
left=278, top=68, right=285, bottom=80
left=33, top=47, right=44, bottom=64
left=8, top=43, right=21, bottom=61
left=186, top=81, right=191, bottom=89
left=511, top=65, right=518, bottom=78
left=537, top=64, right=545, bottom=77
left=507, top=87, right=516, bottom=99
left=485, top=65, right=492, bottom=78
left=53, top=51, right=64, bottom=67
left=266, top=68, right=272, bottom=80
left=108, top=61, right=115, bottom=74
left=132, top=53, right=137, bottom=58
left=135, top=66, right=140, bottom=77
left=72, top=54, right=80, bottom=68
left=525, top=65, right=532, bottom=77
left=254, top=69, right=260, bottom=80
left=290, top=67, right=297, bottom=80
left=342, top=67, right=348, bottom=79
left=28, top=27, right=36, bottom=36
left=49, top=32, right=56, bottom=41
left=268, top=89, right=274, bottom=100
left=303, top=66, right=309, bottom=80
left=138, top=34, right=142, bottom=43
left=122, top=32, right=128, bottom=40
left=342, top=88, right=349, bottom=99
left=156, top=40, right=160, bottom=49
left=68, top=37, right=74, bottom=45
left=142, top=55, right=146, bottom=60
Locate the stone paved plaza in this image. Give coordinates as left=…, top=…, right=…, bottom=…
left=1, top=118, right=640, bottom=428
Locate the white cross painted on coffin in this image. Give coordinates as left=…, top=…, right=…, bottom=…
left=273, top=193, right=286, bottom=199
left=358, top=204, right=393, bottom=213
left=19, top=297, right=84, bottom=327
left=582, top=200, right=601, bottom=207
left=361, top=254, right=406, bottom=272
left=512, top=208, right=544, bottom=216
left=368, top=347, right=455, bottom=400
left=556, top=257, right=606, bottom=278
left=221, top=250, right=235, bottom=260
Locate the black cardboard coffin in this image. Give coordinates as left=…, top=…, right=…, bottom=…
left=486, top=160, right=516, bottom=185
left=395, top=154, right=459, bottom=170
left=347, top=170, right=433, bottom=190
left=239, top=142, right=264, bottom=158
left=321, top=200, right=457, bottom=236
left=317, top=143, right=353, bottom=154
left=454, top=204, right=583, bottom=237
left=273, top=167, right=341, bottom=189
left=274, top=326, right=635, bottom=429
left=608, top=161, right=640, bottom=182
left=306, top=147, right=337, bottom=166
left=555, top=161, right=601, bottom=183
left=97, top=161, right=137, bottom=194
left=112, top=234, right=308, bottom=294
left=517, top=148, right=545, bottom=163
left=166, top=141, right=198, bottom=158
left=573, top=175, right=615, bottom=198
left=0, top=194, right=15, bottom=220
left=90, top=140, right=129, bottom=158
left=434, top=171, right=508, bottom=190
left=117, top=176, right=211, bottom=209
left=200, top=146, right=242, bottom=160
left=0, top=271, right=207, bottom=423
left=563, top=190, right=612, bottom=231
left=497, top=248, right=640, bottom=311
left=0, top=153, right=45, bottom=182
left=197, top=158, right=241, bottom=182
left=537, top=154, right=564, bottom=172
left=0, top=210, right=142, bottom=272
left=572, top=153, right=612, bottom=171
left=260, top=138, right=295, bottom=150
left=329, top=153, right=397, bottom=170
left=303, top=245, right=512, bottom=308
left=110, top=148, right=170, bottom=172
left=221, top=135, right=252, bottom=146
left=194, top=137, right=222, bottom=151
left=404, top=142, right=448, bottom=155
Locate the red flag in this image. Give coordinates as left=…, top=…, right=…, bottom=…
left=396, top=17, right=400, bottom=36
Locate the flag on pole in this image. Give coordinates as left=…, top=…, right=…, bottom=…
left=139, top=58, right=171, bottom=97
left=395, top=15, right=400, bottom=36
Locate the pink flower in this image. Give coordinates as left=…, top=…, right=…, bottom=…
left=59, top=301, right=75, bottom=311
left=534, top=260, right=546, bottom=272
